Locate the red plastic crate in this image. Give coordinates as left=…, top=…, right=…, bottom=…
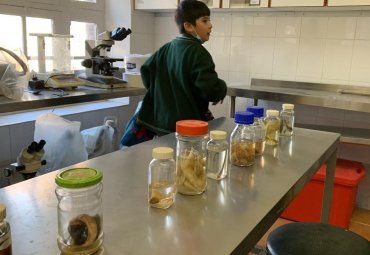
left=281, top=159, right=366, bottom=228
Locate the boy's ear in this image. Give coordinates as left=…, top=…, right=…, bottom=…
left=184, top=22, right=195, bottom=33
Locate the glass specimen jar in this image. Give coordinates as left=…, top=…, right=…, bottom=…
left=206, top=130, right=229, bottom=180
left=230, top=111, right=256, bottom=167
left=0, top=203, right=12, bottom=255
left=148, top=147, right=176, bottom=209
left=55, top=168, right=103, bottom=255
left=176, top=120, right=208, bottom=195
left=264, top=110, right=281, bottom=146
left=280, top=103, right=295, bottom=136
left=246, top=106, right=266, bottom=156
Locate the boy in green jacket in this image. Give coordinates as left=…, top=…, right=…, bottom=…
left=121, top=0, right=227, bottom=146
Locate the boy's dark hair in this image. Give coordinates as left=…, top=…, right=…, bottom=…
left=175, top=0, right=210, bottom=34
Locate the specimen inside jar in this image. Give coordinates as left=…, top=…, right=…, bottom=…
left=230, top=140, right=255, bottom=166
left=177, top=147, right=206, bottom=194
left=255, top=140, right=266, bottom=156
left=149, top=181, right=175, bottom=209
left=68, top=214, right=99, bottom=246
left=265, top=120, right=280, bottom=145
left=280, top=116, right=293, bottom=135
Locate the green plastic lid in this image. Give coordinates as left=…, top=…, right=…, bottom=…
left=55, top=168, right=103, bottom=188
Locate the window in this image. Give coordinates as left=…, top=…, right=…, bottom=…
left=0, top=14, right=23, bottom=51
left=0, top=2, right=103, bottom=73
left=70, top=21, right=97, bottom=70
left=26, top=17, right=53, bottom=72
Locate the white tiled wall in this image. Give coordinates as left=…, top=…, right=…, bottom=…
left=148, top=11, right=370, bottom=87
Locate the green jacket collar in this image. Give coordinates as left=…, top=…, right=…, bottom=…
left=178, top=33, right=203, bottom=44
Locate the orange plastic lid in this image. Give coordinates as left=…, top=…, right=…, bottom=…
left=176, top=120, right=208, bottom=136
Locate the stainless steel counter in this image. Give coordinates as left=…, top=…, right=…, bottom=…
left=0, top=85, right=147, bottom=114
left=227, top=79, right=370, bottom=116
left=295, top=124, right=370, bottom=146
left=0, top=117, right=339, bottom=255
left=227, top=79, right=370, bottom=145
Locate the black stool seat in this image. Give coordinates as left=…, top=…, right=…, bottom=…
left=267, top=222, right=370, bottom=255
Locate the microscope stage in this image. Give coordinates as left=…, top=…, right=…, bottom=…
left=79, top=74, right=127, bottom=89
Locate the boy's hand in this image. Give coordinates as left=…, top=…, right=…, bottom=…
left=212, top=99, right=224, bottom=105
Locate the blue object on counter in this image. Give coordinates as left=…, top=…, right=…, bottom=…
left=234, top=111, right=254, bottom=125
left=246, top=106, right=264, bottom=118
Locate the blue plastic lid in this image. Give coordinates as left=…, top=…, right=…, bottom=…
left=234, top=111, right=254, bottom=124
left=246, top=106, right=264, bottom=117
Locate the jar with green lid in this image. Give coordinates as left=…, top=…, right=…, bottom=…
left=55, top=168, right=103, bottom=255
left=148, top=147, right=176, bottom=209
left=176, top=120, right=208, bottom=195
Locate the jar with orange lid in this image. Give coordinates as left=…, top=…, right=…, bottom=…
left=175, top=120, right=208, bottom=195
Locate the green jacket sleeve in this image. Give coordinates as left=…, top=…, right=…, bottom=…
left=190, top=47, right=227, bottom=103
left=140, top=53, right=156, bottom=90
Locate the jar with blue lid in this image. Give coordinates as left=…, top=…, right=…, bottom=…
left=246, top=106, right=266, bottom=156
left=230, top=111, right=256, bottom=166
left=55, top=168, right=103, bottom=255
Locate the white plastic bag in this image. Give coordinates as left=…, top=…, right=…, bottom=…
left=0, top=47, right=29, bottom=99
left=81, top=116, right=119, bottom=158
left=34, top=113, right=88, bottom=174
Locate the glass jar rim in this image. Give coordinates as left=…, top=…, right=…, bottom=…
left=55, top=168, right=103, bottom=188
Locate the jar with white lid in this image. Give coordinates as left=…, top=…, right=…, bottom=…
left=280, top=103, right=295, bottom=136
left=206, top=130, right=229, bottom=180
left=148, top=147, right=176, bottom=209
left=176, top=120, right=208, bottom=195
left=55, top=168, right=103, bottom=255
left=246, top=106, right=266, bottom=156
left=264, top=110, right=281, bottom=146
left=230, top=111, right=256, bottom=167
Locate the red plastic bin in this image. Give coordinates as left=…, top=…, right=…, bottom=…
left=281, top=159, right=366, bottom=229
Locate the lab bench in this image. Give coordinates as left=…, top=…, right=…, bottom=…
left=227, top=79, right=370, bottom=146
left=0, top=85, right=147, bottom=114
left=0, top=117, right=340, bottom=254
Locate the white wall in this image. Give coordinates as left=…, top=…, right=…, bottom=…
left=155, top=10, right=370, bottom=87
left=105, top=0, right=132, bottom=66
left=105, top=0, right=155, bottom=60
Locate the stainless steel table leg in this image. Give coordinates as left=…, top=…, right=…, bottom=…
left=321, top=148, right=337, bottom=223
left=230, top=96, right=236, bottom=118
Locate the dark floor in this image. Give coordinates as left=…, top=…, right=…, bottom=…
left=248, top=207, right=370, bottom=255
